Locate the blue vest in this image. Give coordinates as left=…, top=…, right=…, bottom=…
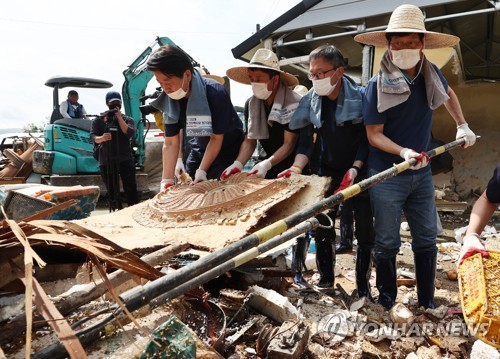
left=67, top=100, right=83, bottom=118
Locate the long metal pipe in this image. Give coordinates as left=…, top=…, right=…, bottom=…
left=149, top=217, right=321, bottom=307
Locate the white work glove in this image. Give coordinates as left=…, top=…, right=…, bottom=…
left=458, top=233, right=489, bottom=266
left=400, top=148, right=430, bottom=170
left=160, top=179, right=174, bottom=192
left=248, top=159, right=272, bottom=178
left=456, top=123, right=476, bottom=148
left=193, top=168, right=207, bottom=184
left=220, top=160, right=243, bottom=180
left=175, top=158, right=186, bottom=179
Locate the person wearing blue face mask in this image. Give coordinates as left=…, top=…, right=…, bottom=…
left=146, top=45, right=244, bottom=190
left=279, top=45, right=375, bottom=296
left=355, top=4, right=477, bottom=309
left=221, top=48, right=301, bottom=180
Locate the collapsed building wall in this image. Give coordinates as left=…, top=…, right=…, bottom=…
left=432, top=56, right=500, bottom=200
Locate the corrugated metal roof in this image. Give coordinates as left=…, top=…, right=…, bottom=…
left=276, top=0, right=457, bottom=32
left=232, top=0, right=500, bottom=82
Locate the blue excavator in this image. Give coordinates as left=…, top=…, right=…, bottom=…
left=32, top=36, right=199, bottom=193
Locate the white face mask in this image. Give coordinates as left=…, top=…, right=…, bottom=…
left=312, top=74, right=338, bottom=96
left=391, top=49, right=421, bottom=70
left=167, top=74, right=188, bottom=100
left=251, top=82, right=273, bottom=100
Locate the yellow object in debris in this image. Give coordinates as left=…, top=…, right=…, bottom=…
left=458, top=250, right=500, bottom=348
left=154, top=111, right=164, bottom=132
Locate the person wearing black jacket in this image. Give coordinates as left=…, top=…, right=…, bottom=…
left=90, top=91, right=139, bottom=211
left=279, top=45, right=374, bottom=298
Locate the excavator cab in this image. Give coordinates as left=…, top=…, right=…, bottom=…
left=46, top=76, right=112, bottom=124
left=33, top=77, right=112, bottom=176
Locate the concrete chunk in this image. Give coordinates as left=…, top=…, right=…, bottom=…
left=247, top=285, right=300, bottom=324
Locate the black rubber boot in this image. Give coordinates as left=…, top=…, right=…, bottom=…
left=291, top=235, right=311, bottom=286
left=336, top=222, right=354, bottom=253
left=375, top=256, right=397, bottom=309
left=356, top=246, right=373, bottom=300
left=315, top=235, right=335, bottom=288
left=414, top=252, right=437, bottom=309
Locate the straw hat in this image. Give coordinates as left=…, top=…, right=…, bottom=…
left=195, top=66, right=225, bottom=85
left=354, top=4, right=459, bottom=49
left=226, top=48, right=299, bottom=87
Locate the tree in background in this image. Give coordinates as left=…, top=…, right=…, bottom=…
left=23, top=123, right=45, bottom=133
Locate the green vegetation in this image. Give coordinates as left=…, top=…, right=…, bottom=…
left=23, top=123, right=45, bottom=133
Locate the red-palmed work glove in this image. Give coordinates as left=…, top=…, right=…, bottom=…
left=220, top=160, right=243, bottom=180
left=277, top=166, right=302, bottom=179
left=192, top=168, right=207, bottom=185
left=247, top=159, right=272, bottom=178
left=458, top=233, right=489, bottom=265
left=400, top=148, right=430, bottom=170
left=160, top=179, right=174, bottom=192
left=455, top=123, right=476, bottom=148
left=335, top=167, right=358, bottom=193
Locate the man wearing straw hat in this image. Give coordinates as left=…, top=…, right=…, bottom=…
left=354, top=4, right=476, bottom=309
left=222, top=48, right=301, bottom=180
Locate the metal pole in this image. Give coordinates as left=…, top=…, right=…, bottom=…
left=149, top=217, right=320, bottom=307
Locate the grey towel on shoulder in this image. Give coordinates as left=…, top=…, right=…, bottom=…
left=247, top=82, right=301, bottom=140
left=377, top=51, right=449, bottom=113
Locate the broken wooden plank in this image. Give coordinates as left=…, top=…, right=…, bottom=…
left=0, top=242, right=189, bottom=347
left=11, top=262, right=86, bottom=359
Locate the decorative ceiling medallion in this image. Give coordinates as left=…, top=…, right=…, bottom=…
left=133, top=173, right=304, bottom=228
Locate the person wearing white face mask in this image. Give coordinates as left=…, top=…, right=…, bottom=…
left=354, top=4, right=477, bottom=310
left=146, top=45, right=244, bottom=190
left=278, top=45, right=375, bottom=295
left=222, top=48, right=301, bottom=180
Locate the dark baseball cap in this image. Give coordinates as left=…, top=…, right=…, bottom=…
left=106, top=91, right=122, bottom=103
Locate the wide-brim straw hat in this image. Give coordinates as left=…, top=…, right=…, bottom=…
left=226, top=48, right=299, bottom=87
left=195, top=66, right=225, bottom=85
left=354, top=4, right=459, bottom=49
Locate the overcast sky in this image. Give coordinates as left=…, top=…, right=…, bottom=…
left=0, top=0, right=300, bottom=130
